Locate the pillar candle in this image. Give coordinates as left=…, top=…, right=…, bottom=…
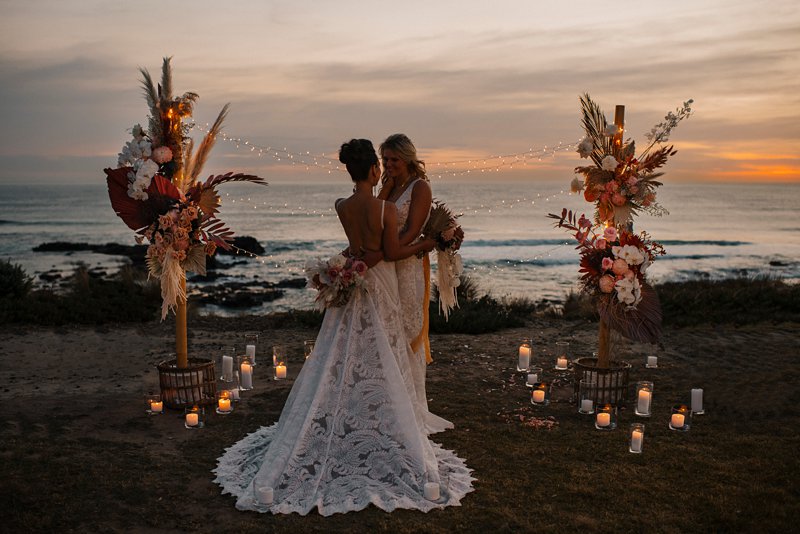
left=246, top=344, right=256, bottom=363
left=581, top=399, right=593, bottom=413
left=424, top=482, right=440, bottom=501
left=671, top=413, right=685, bottom=428
left=647, top=355, right=658, bottom=367
left=630, top=429, right=643, bottom=452
left=275, top=364, right=287, bottom=379
left=691, top=388, right=703, bottom=413
left=637, top=390, right=652, bottom=414
left=185, top=413, right=199, bottom=427
left=518, top=346, right=531, bottom=370
left=150, top=400, right=163, bottom=413
left=596, top=412, right=611, bottom=427
left=222, top=355, right=234, bottom=381
left=218, top=398, right=232, bottom=412
left=527, top=373, right=538, bottom=385
left=241, top=363, right=253, bottom=389
left=556, top=356, right=568, bottom=369
left=257, top=486, right=274, bottom=505
left=532, top=390, right=545, bottom=403
left=229, top=388, right=240, bottom=401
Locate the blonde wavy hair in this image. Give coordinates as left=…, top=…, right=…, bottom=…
left=380, top=133, right=428, bottom=182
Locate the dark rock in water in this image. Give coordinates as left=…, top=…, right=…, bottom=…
left=275, top=278, right=307, bottom=289
left=39, top=271, right=62, bottom=282
left=198, top=286, right=285, bottom=308
left=33, top=242, right=148, bottom=266
left=216, top=236, right=265, bottom=256
left=769, top=260, right=788, bottom=267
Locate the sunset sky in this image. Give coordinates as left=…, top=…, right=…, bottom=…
left=1, top=0, right=798, bottom=184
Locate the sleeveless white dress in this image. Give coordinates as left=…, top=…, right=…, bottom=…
left=394, top=180, right=454, bottom=435
left=213, top=201, right=473, bottom=516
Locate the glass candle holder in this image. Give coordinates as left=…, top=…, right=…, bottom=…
left=645, top=354, right=658, bottom=369
left=530, top=382, right=550, bottom=406
left=272, top=345, right=285, bottom=367
left=669, top=404, right=691, bottom=431
left=274, top=360, right=287, bottom=380
left=691, top=388, right=705, bottom=415
left=184, top=405, right=205, bottom=429
left=423, top=471, right=447, bottom=502
left=145, top=394, right=163, bottom=415
left=629, top=423, right=645, bottom=453
left=526, top=366, right=543, bottom=388
left=239, top=355, right=254, bottom=391
left=220, top=346, right=236, bottom=382
left=578, top=379, right=596, bottom=414
left=554, top=341, right=570, bottom=370
left=595, top=403, right=617, bottom=430
left=256, top=486, right=274, bottom=505
left=635, top=381, right=654, bottom=417
left=245, top=334, right=258, bottom=366
left=304, top=340, right=316, bottom=360
left=216, top=390, right=234, bottom=415
left=517, top=339, right=532, bottom=372
left=229, top=374, right=241, bottom=401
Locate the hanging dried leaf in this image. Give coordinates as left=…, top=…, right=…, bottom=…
left=182, top=244, right=207, bottom=275
left=597, top=283, right=662, bottom=343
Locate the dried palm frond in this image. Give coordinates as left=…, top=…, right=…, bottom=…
left=185, top=104, right=229, bottom=184
left=138, top=67, right=163, bottom=145
left=638, top=145, right=676, bottom=174
left=160, top=56, right=173, bottom=103
left=201, top=217, right=235, bottom=250
left=597, top=284, right=662, bottom=343
left=423, top=200, right=458, bottom=237
left=579, top=93, right=611, bottom=167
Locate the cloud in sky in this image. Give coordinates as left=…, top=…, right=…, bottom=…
left=0, top=0, right=797, bottom=183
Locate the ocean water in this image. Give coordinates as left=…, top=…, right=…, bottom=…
left=1, top=181, right=798, bottom=315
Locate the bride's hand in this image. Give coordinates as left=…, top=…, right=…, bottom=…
left=420, top=238, right=436, bottom=254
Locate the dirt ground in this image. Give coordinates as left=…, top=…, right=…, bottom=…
left=1, top=316, right=798, bottom=533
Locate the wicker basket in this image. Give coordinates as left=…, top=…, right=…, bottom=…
left=157, top=357, right=217, bottom=409
left=573, top=356, right=631, bottom=406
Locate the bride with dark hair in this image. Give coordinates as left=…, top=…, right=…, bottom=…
left=214, top=139, right=474, bottom=516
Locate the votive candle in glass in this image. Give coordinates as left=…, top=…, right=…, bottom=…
left=216, top=390, right=233, bottom=415
left=220, top=347, right=236, bottom=382
left=240, top=356, right=254, bottom=391
left=245, top=333, right=258, bottom=365
left=526, top=366, right=543, bottom=388
left=554, top=341, right=570, bottom=370
left=272, top=345, right=285, bottom=367
left=256, top=486, right=274, bottom=505
left=595, top=403, right=617, bottom=430
left=646, top=355, right=658, bottom=368
left=145, top=394, right=163, bottom=415
left=691, top=388, right=704, bottom=415
left=669, top=404, right=691, bottom=431
left=274, top=362, right=287, bottom=380
left=635, top=381, right=653, bottom=417
left=578, top=379, right=596, bottom=414
left=184, top=405, right=204, bottom=429
left=530, top=382, right=549, bottom=406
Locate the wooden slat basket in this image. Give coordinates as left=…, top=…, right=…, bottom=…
left=157, top=357, right=217, bottom=409
left=573, top=357, right=631, bottom=406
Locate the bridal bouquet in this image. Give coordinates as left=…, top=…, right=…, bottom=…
left=305, top=254, right=368, bottom=310
left=105, top=57, right=266, bottom=319
left=571, top=94, right=692, bottom=226
left=548, top=209, right=665, bottom=342
left=423, top=201, right=464, bottom=320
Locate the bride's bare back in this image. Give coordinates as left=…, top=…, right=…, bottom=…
left=335, top=194, right=385, bottom=255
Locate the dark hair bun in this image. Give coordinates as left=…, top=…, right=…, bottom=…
left=339, top=139, right=375, bottom=166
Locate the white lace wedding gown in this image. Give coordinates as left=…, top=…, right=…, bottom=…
left=394, top=179, right=454, bottom=434
left=213, top=255, right=474, bottom=515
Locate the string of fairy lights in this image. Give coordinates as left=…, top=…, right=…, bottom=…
left=188, top=123, right=584, bottom=274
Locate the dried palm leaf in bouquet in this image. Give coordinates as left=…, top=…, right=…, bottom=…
left=422, top=200, right=464, bottom=320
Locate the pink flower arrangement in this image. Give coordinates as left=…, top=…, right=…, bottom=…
left=305, top=254, right=369, bottom=310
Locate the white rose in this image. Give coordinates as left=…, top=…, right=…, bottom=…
left=136, top=159, right=159, bottom=181
left=601, top=155, right=619, bottom=172
left=329, top=254, right=347, bottom=269
left=576, top=137, right=593, bottom=158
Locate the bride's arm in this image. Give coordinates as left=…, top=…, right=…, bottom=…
left=398, top=181, right=432, bottom=246
left=383, top=203, right=435, bottom=260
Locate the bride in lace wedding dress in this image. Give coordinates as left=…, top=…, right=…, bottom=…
left=213, top=139, right=474, bottom=516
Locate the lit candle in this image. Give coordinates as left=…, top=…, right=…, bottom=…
left=241, top=362, right=253, bottom=389
left=647, top=355, right=658, bottom=367
left=596, top=412, right=611, bottom=427
left=185, top=413, right=199, bottom=427
left=424, top=482, right=440, bottom=501
left=518, top=346, right=531, bottom=370
left=218, top=397, right=232, bottom=412
left=275, top=364, right=287, bottom=379
left=526, top=373, right=538, bottom=385
left=581, top=399, right=594, bottom=413
left=150, top=400, right=163, bottom=413
left=257, top=486, right=274, bottom=505
left=630, top=429, right=643, bottom=452
left=691, top=388, right=704, bottom=413
left=222, top=355, right=234, bottom=381
left=246, top=344, right=256, bottom=363
left=556, top=356, right=568, bottom=370
left=637, top=390, right=652, bottom=414
left=532, top=390, right=545, bottom=403
left=671, top=413, right=685, bottom=428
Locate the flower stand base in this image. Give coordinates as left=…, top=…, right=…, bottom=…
left=573, top=357, right=631, bottom=406
left=157, top=358, right=217, bottom=409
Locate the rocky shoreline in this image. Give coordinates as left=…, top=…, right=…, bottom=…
left=31, top=237, right=307, bottom=310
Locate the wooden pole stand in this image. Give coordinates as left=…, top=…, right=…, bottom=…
left=176, top=275, right=188, bottom=369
